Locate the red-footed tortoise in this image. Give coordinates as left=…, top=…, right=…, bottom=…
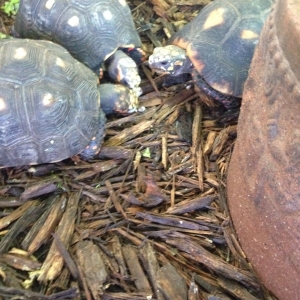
left=11, top=0, right=145, bottom=93
left=0, top=38, right=138, bottom=167
left=149, top=0, right=274, bottom=109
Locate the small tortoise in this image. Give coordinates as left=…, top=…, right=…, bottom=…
left=149, top=0, right=274, bottom=109
left=11, top=0, right=144, bottom=92
left=0, top=39, right=138, bottom=167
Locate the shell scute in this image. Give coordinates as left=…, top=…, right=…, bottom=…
left=172, top=0, right=274, bottom=97
left=12, top=0, right=142, bottom=71
left=0, top=39, right=103, bottom=167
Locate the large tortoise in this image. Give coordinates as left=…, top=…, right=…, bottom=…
left=149, top=0, right=274, bottom=109
left=0, top=39, right=137, bottom=167
left=11, top=0, right=144, bottom=91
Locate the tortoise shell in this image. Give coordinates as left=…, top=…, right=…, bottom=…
left=170, top=0, right=273, bottom=97
left=170, top=0, right=274, bottom=97
left=0, top=39, right=105, bottom=167
left=12, top=0, right=142, bottom=72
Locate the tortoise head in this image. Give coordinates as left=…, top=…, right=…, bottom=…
left=148, top=45, right=192, bottom=76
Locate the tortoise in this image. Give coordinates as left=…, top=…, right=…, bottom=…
left=0, top=38, right=138, bottom=167
left=149, top=0, right=275, bottom=109
left=11, top=0, right=144, bottom=92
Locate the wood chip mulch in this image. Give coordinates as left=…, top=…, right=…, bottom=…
left=0, top=1, right=277, bottom=300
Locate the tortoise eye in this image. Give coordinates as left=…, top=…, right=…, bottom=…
left=159, top=60, right=169, bottom=66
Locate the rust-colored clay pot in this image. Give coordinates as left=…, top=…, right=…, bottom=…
left=227, top=0, right=300, bottom=299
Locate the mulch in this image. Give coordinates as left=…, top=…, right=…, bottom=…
left=0, top=1, right=277, bottom=299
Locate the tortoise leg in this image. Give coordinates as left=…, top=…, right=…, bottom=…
left=98, top=83, right=140, bottom=115
left=106, top=50, right=141, bottom=90
left=80, top=109, right=106, bottom=160
left=119, top=47, right=146, bottom=65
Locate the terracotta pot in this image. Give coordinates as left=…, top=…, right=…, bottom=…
left=227, top=0, right=300, bottom=299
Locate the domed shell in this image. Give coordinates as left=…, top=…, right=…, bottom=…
left=12, top=0, right=142, bottom=72
left=0, top=39, right=102, bottom=167
left=170, top=0, right=274, bottom=97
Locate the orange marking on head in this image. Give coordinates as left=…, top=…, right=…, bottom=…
left=186, top=44, right=205, bottom=73
left=174, top=60, right=184, bottom=66
left=241, top=30, right=259, bottom=39
left=203, top=8, right=225, bottom=30
left=172, top=36, right=189, bottom=50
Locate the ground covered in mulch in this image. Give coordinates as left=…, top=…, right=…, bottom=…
left=0, top=1, right=277, bottom=300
